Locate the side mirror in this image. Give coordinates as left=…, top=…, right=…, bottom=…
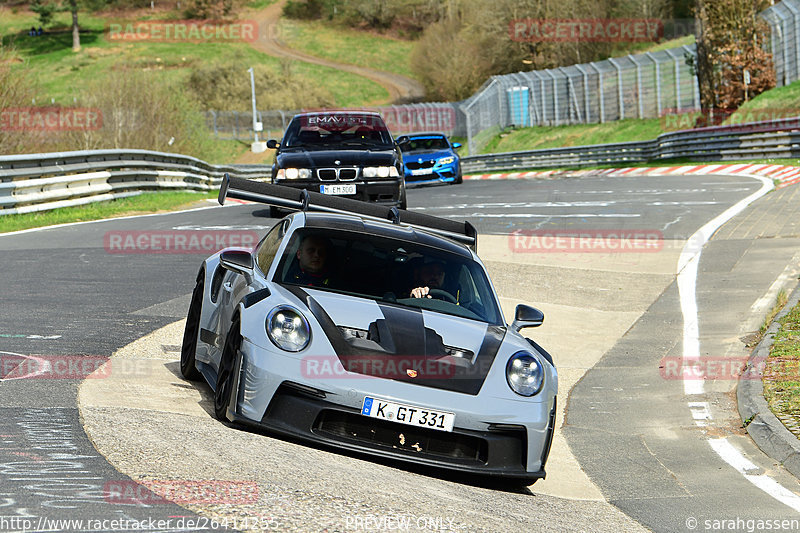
left=220, top=249, right=254, bottom=277
left=266, top=139, right=280, bottom=150
left=452, top=142, right=462, bottom=150
left=511, top=304, right=544, bottom=332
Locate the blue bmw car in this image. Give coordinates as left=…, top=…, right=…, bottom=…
left=396, top=133, right=462, bottom=185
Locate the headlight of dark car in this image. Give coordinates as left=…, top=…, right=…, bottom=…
left=506, top=351, right=544, bottom=396
left=362, top=166, right=399, bottom=178
left=266, top=306, right=311, bottom=351
left=277, top=168, right=312, bottom=180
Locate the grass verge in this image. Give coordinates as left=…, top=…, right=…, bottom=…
left=763, top=290, right=800, bottom=434
left=0, top=190, right=217, bottom=233
left=480, top=119, right=665, bottom=154
left=277, top=18, right=416, bottom=79
left=1, top=7, right=387, bottom=108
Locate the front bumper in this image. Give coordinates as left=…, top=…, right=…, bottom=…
left=228, top=338, right=556, bottom=481
left=404, top=164, right=459, bottom=184
left=273, top=178, right=403, bottom=205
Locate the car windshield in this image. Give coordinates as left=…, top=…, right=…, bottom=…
left=283, top=113, right=394, bottom=149
left=274, top=228, right=502, bottom=325
left=400, top=136, right=449, bottom=152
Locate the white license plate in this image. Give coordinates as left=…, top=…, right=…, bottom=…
left=410, top=168, right=431, bottom=176
left=320, top=184, right=356, bottom=195
left=361, top=397, right=455, bottom=432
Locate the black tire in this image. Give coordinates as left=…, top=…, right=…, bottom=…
left=454, top=173, right=463, bottom=185
left=180, top=270, right=203, bottom=381
left=398, top=181, right=408, bottom=210
left=214, top=320, right=241, bottom=421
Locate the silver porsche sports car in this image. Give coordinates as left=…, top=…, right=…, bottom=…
left=180, top=175, right=557, bottom=484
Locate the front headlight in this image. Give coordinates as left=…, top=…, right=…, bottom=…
left=506, top=351, right=544, bottom=396
left=438, top=156, right=455, bottom=165
left=363, top=166, right=399, bottom=178
left=266, top=306, right=311, bottom=352
left=277, top=168, right=311, bottom=180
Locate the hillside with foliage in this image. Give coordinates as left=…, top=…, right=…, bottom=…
left=283, top=0, right=696, bottom=100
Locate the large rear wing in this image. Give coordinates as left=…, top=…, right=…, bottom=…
left=218, top=175, right=478, bottom=251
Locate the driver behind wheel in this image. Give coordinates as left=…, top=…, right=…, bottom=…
left=409, top=257, right=449, bottom=299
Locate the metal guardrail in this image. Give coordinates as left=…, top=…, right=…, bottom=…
left=2, top=116, right=799, bottom=215
left=462, top=117, right=800, bottom=173
left=0, top=149, right=271, bottom=216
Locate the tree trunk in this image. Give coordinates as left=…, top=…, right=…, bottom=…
left=70, top=0, right=80, bottom=52
left=694, top=0, right=716, bottom=113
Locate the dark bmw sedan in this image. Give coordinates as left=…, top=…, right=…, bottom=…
left=267, top=111, right=406, bottom=212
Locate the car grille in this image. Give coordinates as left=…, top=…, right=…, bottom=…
left=316, top=168, right=359, bottom=181
left=314, top=410, right=489, bottom=463
left=406, top=160, right=436, bottom=170
left=339, top=169, right=357, bottom=181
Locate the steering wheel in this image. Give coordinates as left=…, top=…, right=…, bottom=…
left=428, top=288, right=457, bottom=303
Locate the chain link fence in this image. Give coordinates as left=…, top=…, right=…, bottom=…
left=460, top=44, right=701, bottom=153
left=206, top=0, right=800, bottom=156
left=764, top=0, right=800, bottom=87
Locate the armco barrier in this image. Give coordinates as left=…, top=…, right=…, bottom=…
left=2, top=116, right=800, bottom=215
left=0, top=149, right=271, bottom=215
left=462, top=116, right=800, bottom=173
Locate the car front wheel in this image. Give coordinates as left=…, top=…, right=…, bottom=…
left=214, top=319, right=242, bottom=421
left=398, top=181, right=408, bottom=210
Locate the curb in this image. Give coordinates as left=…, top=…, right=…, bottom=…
left=465, top=163, right=800, bottom=189
left=738, top=282, right=800, bottom=478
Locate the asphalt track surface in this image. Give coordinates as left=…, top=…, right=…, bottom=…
left=2, top=173, right=800, bottom=532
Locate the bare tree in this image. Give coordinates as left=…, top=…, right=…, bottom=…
left=68, top=0, right=80, bottom=51
left=693, top=0, right=774, bottom=124
left=693, top=0, right=715, bottom=115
